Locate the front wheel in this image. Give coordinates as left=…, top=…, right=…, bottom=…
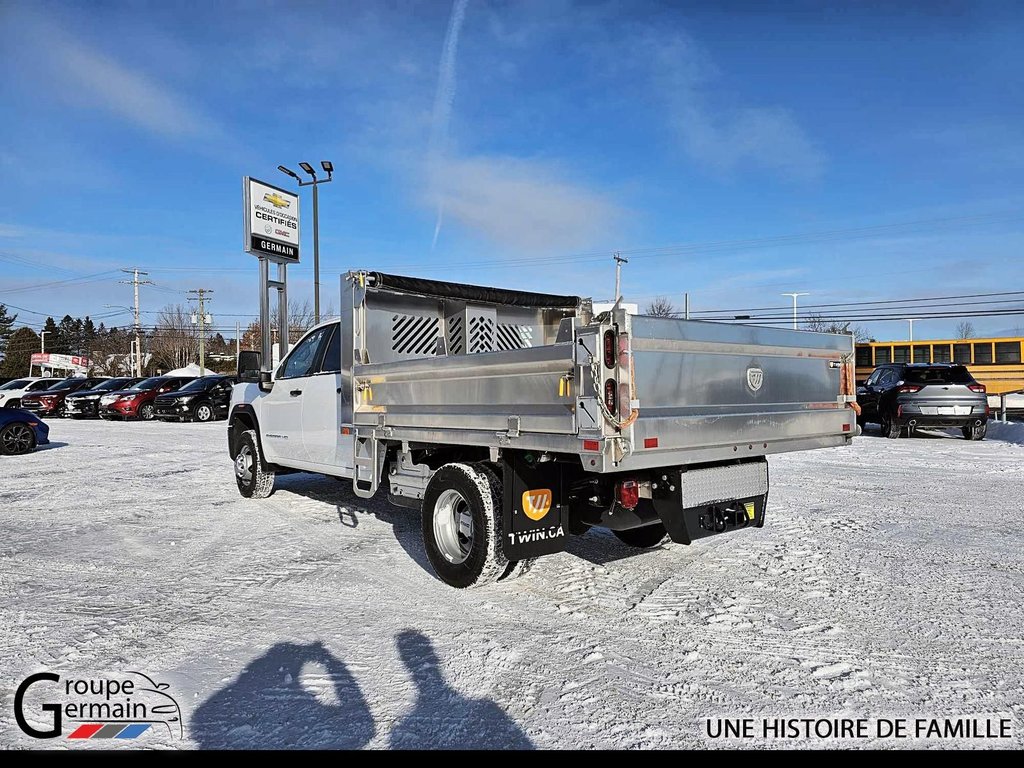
left=234, top=429, right=275, bottom=498
left=193, top=402, right=215, bottom=422
left=962, top=422, right=987, bottom=441
left=421, top=463, right=510, bottom=589
left=138, top=403, right=155, bottom=421
left=614, top=522, right=670, bottom=548
left=0, top=422, right=36, bottom=455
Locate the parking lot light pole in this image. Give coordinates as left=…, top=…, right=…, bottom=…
left=781, top=292, right=809, bottom=330
left=905, top=318, right=917, bottom=342
left=278, top=161, right=333, bottom=324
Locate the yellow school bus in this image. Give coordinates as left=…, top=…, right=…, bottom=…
left=855, top=336, right=1024, bottom=395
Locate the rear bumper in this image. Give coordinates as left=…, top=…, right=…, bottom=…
left=650, top=459, right=769, bottom=545
left=897, top=400, right=987, bottom=428
left=899, top=414, right=987, bottom=428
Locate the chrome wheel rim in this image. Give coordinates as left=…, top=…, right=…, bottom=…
left=2, top=424, right=33, bottom=454
left=433, top=489, right=474, bottom=564
left=140, top=404, right=154, bottom=420
left=197, top=405, right=212, bottom=421
left=235, top=445, right=253, bottom=484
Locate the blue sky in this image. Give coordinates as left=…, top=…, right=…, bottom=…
left=1, top=0, right=1022, bottom=341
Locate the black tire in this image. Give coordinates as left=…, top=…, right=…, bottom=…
left=962, top=422, right=988, bottom=441
left=138, top=402, right=155, bottom=421
left=881, top=414, right=901, bottom=439
left=193, top=402, right=215, bottom=423
left=5, top=399, right=21, bottom=409
left=234, top=429, right=275, bottom=498
left=57, top=402, right=68, bottom=418
left=0, top=422, right=36, bottom=455
left=421, top=463, right=510, bottom=589
left=613, top=522, right=670, bottom=548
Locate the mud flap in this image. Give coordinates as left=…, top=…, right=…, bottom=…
left=501, top=451, right=570, bottom=561
left=651, top=459, right=769, bottom=545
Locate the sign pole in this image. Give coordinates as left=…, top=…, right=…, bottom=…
left=259, top=258, right=272, bottom=372
left=277, top=262, right=289, bottom=361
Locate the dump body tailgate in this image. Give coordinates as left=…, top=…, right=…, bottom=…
left=614, top=315, right=855, bottom=470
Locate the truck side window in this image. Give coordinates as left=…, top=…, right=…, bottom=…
left=316, top=323, right=342, bottom=374
left=279, top=326, right=331, bottom=379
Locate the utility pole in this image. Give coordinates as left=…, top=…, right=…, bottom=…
left=905, top=318, right=917, bottom=342
left=235, top=320, right=241, bottom=362
left=613, top=252, right=628, bottom=302
left=188, top=289, right=214, bottom=376
left=684, top=293, right=690, bottom=320
left=781, top=292, right=809, bottom=331
left=120, top=268, right=152, bottom=377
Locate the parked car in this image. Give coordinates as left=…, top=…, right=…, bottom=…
left=154, top=375, right=235, bottom=423
left=857, top=363, right=989, bottom=440
left=19, top=378, right=108, bottom=418
left=64, top=377, right=145, bottom=418
left=0, top=408, right=50, bottom=455
left=99, top=376, right=193, bottom=421
left=0, top=378, right=63, bottom=409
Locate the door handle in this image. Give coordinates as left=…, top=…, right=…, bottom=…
left=290, top=389, right=303, bottom=397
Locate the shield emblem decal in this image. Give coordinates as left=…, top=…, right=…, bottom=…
left=746, top=367, right=764, bottom=392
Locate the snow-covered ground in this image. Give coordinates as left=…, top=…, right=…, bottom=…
left=1, top=419, right=1022, bottom=749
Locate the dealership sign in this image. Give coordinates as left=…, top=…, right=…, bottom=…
left=30, top=353, right=91, bottom=373
left=243, top=176, right=300, bottom=262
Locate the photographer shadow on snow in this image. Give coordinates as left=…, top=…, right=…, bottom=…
left=390, top=630, right=533, bottom=750
left=189, top=641, right=375, bottom=749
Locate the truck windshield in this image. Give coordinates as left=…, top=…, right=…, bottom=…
left=904, top=366, right=974, bottom=385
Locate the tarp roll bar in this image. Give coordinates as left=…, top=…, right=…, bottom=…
left=366, top=271, right=581, bottom=309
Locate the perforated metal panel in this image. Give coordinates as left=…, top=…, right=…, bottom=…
left=467, top=309, right=497, bottom=353
left=447, top=315, right=464, bottom=354
left=391, top=314, right=440, bottom=356
left=496, top=323, right=533, bottom=351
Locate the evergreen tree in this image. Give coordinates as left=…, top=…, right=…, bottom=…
left=0, top=303, right=17, bottom=361
left=0, top=327, right=39, bottom=378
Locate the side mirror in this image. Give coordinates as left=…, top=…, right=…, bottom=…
left=237, top=350, right=262, bottom=383
left=258, top=370, right=274, bottom=393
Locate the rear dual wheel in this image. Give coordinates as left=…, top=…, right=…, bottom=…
left=421, top=463, right=533, bottom=589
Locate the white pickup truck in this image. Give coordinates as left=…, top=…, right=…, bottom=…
left=229, top=271, right=859, bottom=588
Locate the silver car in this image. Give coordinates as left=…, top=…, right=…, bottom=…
left=857, top=363, right=989, bottom=440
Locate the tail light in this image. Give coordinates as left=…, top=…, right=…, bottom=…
left=616, top=479, right=639, bottom=510
left=969, top=383, right=986, bottom=393
left=603, top=330, right=616, bottom=369
left=897, top=385, right=921, bottom=394
left=604, top=378, right=617, bottom=412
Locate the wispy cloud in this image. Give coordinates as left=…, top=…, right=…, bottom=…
left=653, top=34, right=825, bottom=181
left=8, top=9, right=221, bottom=142
left=429, top=0, right=471, bottom=248
left=428, top=155, right=621, bottom=252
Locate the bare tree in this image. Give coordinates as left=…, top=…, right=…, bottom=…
left=149, top=304, right=203, bottom=370
left=804, top=313, right=871, bottom=342
left=240, top=298, right=325, bottom=350
left=955, top=320, right=976, bottom=340
left=645, top=296, right=676, bottom=317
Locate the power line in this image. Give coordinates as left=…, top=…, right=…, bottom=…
left=687, top=290, right=1024, bottom=316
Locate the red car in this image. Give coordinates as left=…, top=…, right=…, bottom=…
left=19, top=377, right=108, bottom=418
left=99, top=376, right=194, bottom=421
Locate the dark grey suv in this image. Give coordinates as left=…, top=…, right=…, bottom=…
left=857, top=363, right=989, bottom=440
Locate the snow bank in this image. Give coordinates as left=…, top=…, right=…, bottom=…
left=988, top=421, right=1024, bottom=445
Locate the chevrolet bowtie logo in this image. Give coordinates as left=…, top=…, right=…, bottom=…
left=263, top=192, right=291, bottom=209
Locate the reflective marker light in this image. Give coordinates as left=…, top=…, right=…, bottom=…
left=583, top=439, right=600, bottom=452
left=644, top=437, right=659, bottom=449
